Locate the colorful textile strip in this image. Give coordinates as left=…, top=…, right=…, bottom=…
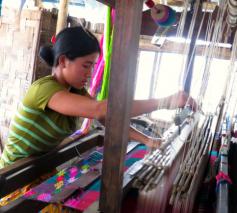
left=97, top=7, right=114, bottom=100
left=0, top=171, right=56, bottom=207
left=71, top=7, right=115, bottom=137
left=24, top=151, right=103, bottom=203
left=209, top=133, right=221, bottom=167
left=64, top=145, right=147, bottom=211
left=24, top=145, right=147, bottom=212
left=209, top=151, right=218, bottom=166
left=89, top=36, right=105, bottom=98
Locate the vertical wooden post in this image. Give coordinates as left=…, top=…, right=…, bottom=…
left=56, top=0, right=69, bottom=34
left=99, top=0, right=144, bottom=213
left=34, top=0, right=42, bottom=7
left=183, top=4, right=203, bottom=94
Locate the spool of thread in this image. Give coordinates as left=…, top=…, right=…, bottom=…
left=145, top=0, right=177, bottom=27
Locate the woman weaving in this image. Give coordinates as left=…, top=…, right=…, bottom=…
left=0, top=26, right=196, bottom=169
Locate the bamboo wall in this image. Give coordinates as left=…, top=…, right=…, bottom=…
left=0, top=5, right=103, bottom=151
left=0, top=7, right=56, bottom=147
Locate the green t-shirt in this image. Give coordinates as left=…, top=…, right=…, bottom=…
left=0, top=75, right=86, bottom=168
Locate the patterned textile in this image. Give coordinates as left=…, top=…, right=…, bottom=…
left=63, top=145, right=147, bottom=211
left=25, top=145, right=147, bottom=212
left=0, top=171, right=56, bottom=207
left=24, top=151, right=103, bottom=203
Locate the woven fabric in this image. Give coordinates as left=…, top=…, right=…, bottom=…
left=64, top=145, right=147, bottom=211
left=25, top=145, right=147, bottom=212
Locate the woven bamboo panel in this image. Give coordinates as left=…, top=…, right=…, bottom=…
left=32, top=10, right=57, bottom=81
left=0, top=6, right=102, bottom=151
left=0, top=8, right=43, bottom=146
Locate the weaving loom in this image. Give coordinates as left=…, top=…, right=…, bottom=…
left=0, top=137, right=148, bottom=212
left=1, top=0, right=237, bottom=212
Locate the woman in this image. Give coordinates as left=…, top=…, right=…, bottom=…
left=0, top=26, right=196, bottom=169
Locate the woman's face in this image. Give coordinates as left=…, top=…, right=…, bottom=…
left=63, top=52, right=99, bottom=89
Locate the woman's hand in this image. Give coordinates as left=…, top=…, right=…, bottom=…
left=145, top=137, right=163, bottom=149
left=160, top=91, right=197, bottom=111
left=129, top=127, right=162, bottom=149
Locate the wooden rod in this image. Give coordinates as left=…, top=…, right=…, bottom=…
left=56, top=0, right=69, bottom=34
left=99, top=0, right=144, bottom=212
left=183, top=3, right=203, bottom=93
left=96, top=0, right=115, bottom=8
left=34, top=0, right=42, bottom=7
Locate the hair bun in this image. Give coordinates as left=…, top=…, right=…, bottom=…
left=39, top=46, right=54, bottom=67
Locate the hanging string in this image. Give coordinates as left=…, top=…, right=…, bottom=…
left=149, top=0, right=203, bottom=150
left=222, top=31, right=237, bottom=117
left=198, top=6, right=227, bottom=106
left=176, top=0, right=189, bottom=38
left=180, top=2, right=228, bottom=167
left=169, top=1, right=232, bottom=208
left=185, top=0, right=227, bottom=110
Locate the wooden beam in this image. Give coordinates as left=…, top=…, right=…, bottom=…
left=94, top=33, right=231, bottom=59
left=184, top=2, right=203, bottom=93
left=56, top=0, right=69, bottom=34
left=0, top=131, right=103, bottom=197
left=96, top=0, right=115, bottom=8
left=140, top=8, right=236, bottom=44
left=139, top=37, right=231, bottom=59
left=99, top=0, right=144, bottom=212
left=34, top=0, right=43, bottom=7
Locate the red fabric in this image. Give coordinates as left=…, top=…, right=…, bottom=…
left=145, top=0, right=155, bottom=8
left=57, top=176, right=64, bottom=182
left=67, top=191, right=100, bottom=211
left=131, top=150, right=147, bottom=159
left=216, top=171, right=232, bottom=184
left=51, top=35, right=56, bottom=44
left=210, top=156, right=217, bottom=166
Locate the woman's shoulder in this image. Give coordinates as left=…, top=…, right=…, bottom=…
left=32, top=75, right=60, bottom=87
left=29, top=75, right=66, bottom=94
left=23, top=75, right=66, bottom=110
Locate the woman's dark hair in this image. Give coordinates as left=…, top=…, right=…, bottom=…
left=39, top=26, right=100, bottom=67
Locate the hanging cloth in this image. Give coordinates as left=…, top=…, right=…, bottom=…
left=71, top=6, right=115, bottom=137
left=97, top=7, right=114, bottom=100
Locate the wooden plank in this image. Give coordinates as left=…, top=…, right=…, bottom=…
left=0, top=131, right=104, bottom=197
left=56, top=0, right=69, bottom=34
left=0, top=197, right=47, bottom=213
left=94, top=33, right=231, bottom=59
left=96, top=0, right=115, bottom=8
left=99, top=0, right=144, bottom=212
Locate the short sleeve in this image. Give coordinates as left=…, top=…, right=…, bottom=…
left=23, top=76, right=66, bottom=111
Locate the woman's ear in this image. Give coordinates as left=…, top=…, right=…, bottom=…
left=58, top=55, right=67, bottom=68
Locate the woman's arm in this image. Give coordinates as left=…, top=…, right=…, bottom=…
left=48, top=90, right=107, bottom=119
left=48, top=90, right=196, bottom=120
